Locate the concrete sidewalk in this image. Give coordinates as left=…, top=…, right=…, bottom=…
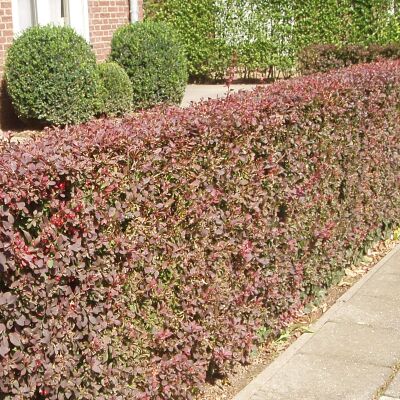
left=181, top=84, right=259, bottom=107
left=234, top=244, right=400, bottom=400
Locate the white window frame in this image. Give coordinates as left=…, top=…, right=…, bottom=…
left=11, top=0, right=90, bottom=42
left=12, top=0, right=37, bottom=36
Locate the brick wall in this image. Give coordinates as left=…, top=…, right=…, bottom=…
left=0, top=0, right=20, bottom=130
left=88, top=0, right=143, bottom=61
left=0, top=0, right=13, bottom=77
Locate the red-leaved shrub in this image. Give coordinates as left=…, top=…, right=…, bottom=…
left=298, top=43, right=400, bottom=75
left=1, top=60, right=400, bottom=399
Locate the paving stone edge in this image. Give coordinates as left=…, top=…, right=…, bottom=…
left=233, top=243, right=400, bottom=400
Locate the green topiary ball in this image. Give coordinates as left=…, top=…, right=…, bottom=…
left=5, top=25, right=101, bottom=126
left=98, top=62, right=133, bottom=117
left=110, top=21, right=188, bottom=110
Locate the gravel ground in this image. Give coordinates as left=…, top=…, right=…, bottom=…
left=0, top=129, right=41, bottom=143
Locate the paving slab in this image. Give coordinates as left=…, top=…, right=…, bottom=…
left=332, top=294, right=400, bottom=331
left=386, top=371, right=400, bottom=398
left=234, top=244, right=400, bottom=400
left=249, top=353, right=392, bottom=400
left=298, top=321, right=400, bottom=367
left=356, top=272, right=400, bottom=300
left=181, top=84, right=259, bottom=107
left=377, top=251, right=400, bottom=275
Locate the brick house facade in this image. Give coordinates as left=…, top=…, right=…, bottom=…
left=88, top=0, right=143, bottom=61
left=0, top=2, right=14, bottom=79
left=0, top=0, right=143, bottom=129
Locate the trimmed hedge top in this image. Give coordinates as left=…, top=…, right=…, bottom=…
left=298, top=43, right=400, bottom=75
left=110, top=21, right=188, bottom=110
left=1, top=60, right=400, bottom=398
left=5, top=25, right=101, bottom=126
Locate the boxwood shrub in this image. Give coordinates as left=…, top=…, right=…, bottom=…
left=98, top=61, right=133, bottom=117
left=5, top=25, right=101, bottom=126
left=0, top=60, right=399, bottom=399
left=110, top=21, right=188, bottom=110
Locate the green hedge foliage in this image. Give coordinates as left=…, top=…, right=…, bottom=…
left=110, top=21, right=188, bottom=110
left=98, top=62, right=133, bottom=117
left=5, top=25, right=101, bottom=126
left=146, top=0, right=400, bottom=80
left=145, top=0, right=231, bottom=81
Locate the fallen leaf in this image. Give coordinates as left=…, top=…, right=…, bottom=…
left=344, top=268, right=357, bottom=277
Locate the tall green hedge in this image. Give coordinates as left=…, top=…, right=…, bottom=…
left=145, top=0, right=400, bottom=80
left=146, top=0, right=228, bottom=81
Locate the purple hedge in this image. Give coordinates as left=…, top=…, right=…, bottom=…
left=298, top=43, right=400, bottom=75
left=1, top=60, right=400, bottom=399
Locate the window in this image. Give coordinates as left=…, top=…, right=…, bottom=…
left=49, top=0, right=67, bottom=26
left=12, top=0, right=36, bottom=33
left=12, top=0, right=89, bottom=41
